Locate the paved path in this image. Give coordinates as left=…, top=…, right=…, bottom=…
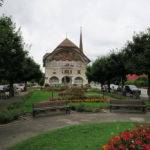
left=0, top=111, right=150, bottom=150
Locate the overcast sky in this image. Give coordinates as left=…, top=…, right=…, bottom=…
left=0, top=0, right=150, bottom=69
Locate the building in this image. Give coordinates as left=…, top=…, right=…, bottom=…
left=43, top=31, right=90, bottom=86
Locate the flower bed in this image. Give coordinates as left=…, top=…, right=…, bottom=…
left=49, top=98, right=110, bottom=103
left=66, top=98, right=110, bottom=103
left=102, top=125, right=150, bottom=150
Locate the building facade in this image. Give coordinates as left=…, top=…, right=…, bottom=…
left=43, top=33, right=90, bottom=85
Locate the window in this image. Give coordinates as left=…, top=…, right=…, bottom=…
left=77, top=70, right=81, bottom=74
left=65, top=70, right=69, bottom=74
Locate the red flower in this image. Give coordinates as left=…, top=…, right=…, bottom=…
left=112, top=136, right=121, bottom=143
left=119, top=144, right=126, bottom=150
left=102, top=125, right=150, bottom=150
left=121, top=131, right=133, bottom=141
left=142, top=144, right=150, bottom=150
left=135, top=139, right=142, bottom=145
left=130, top=144, right=135, bottom=149
left=145, top=134, right=150, bottom=139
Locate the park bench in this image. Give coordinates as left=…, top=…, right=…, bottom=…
left=110, top=100, right=146, bottom=112
left=32, top=100, right=71, bottom=117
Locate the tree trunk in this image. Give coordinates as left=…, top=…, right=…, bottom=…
left=9, top=82, right=14, bottom=97
left=107, top=80, right=111, bottom=93
left=24, top=81, right=27, bottom=91
left=121, top=77, right=125, bottom=95
left=101, top=84, right=103, bottom=91
left=148, top=73, right=150, bottom=101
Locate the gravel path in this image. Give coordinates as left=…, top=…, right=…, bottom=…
left=0, top=111, right=150, bottom=150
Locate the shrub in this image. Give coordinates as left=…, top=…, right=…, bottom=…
left=0, top=109, right=25, bottom=124
left=102, top=125, right=150, bottom=150
left=125, top=76, right=148, bottom=87
left=87, top=88, right=100, bottom=92
left=58, top=87, right=85, bottom=99
left=0, top=100, right=26, bottom=124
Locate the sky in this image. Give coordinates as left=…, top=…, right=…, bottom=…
left=0, top=0, right=150, bottom=70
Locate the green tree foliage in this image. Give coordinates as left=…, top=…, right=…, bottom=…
left=21, top=57, right=43, bottom=90
left=0, top=16, right=43, bottom=96
left=86, top=53, right=127, bottom=92
left=0, top=16, right=26, bottom=96
left=123, top=29, right=150, bottom=100
left=0, top=0, right=3, bottom=6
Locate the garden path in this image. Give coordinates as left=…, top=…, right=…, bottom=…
left=0, top=111, right=150, bottom=150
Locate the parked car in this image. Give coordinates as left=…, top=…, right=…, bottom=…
left=123, top=85, right=141, bottom=98
left=0, top=85, right=9, bottom=92
left=14, top=83, right=25, bottom=92
left=110, top=84, right=119, bottom=91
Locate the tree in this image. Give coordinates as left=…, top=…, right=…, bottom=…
left=86, top=65, right=93, bottom=84
left=0, top=0, right=3, bottom=6
left=21, top=57, right=43, bottom=90
left=86, top=56, right=113, bottom=91
left=123, top=29, right=150, bottom=100
left=86, top=57, right=108, bottom=87
left=0, top=16, right=26, bottom=96
left=86, top=52, right=127, bottom=92
left=109, top=52, right=127, bottom=89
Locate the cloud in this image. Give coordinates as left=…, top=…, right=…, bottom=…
left=0, top=0, right=150, bottom=70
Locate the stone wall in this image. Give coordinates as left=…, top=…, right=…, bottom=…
left=44, top=60, right=88, bottom=85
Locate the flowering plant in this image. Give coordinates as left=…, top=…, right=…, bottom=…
left=102, top=125, right=150, bottom=150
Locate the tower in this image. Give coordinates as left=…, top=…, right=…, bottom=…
left=79, top=27, right=83, bottom=52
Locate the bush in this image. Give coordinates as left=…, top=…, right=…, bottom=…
left=59, top=87, right=85, bottom=99
left=70, top=102, right=109, bottom=112
left=125, top=76, right=148, bottom=87
left=0, top=109, right=24, bottom=124
left=0, top=101, right=26, bottom=124
left=87, top=88, right=100, bottom=92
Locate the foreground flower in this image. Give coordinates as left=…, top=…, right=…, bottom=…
left=102, top=125, right=150, bottom=150
left=142, top=144, right=150, bottom=150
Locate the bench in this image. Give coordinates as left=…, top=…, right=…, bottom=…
left=110, top=100, right=146, bottom=112
left=32, top=100, right=71, bottom=117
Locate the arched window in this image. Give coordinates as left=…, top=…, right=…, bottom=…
left=74, top=77, right=83, bottom=84
left=62, top=76, right=72, bottom=84
left=49, top=76, right=59, bottom=84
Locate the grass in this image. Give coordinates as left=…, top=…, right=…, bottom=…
left=85, top=91, right=103, bottom=98
left=70, top=102, right=109, bottom=112
left=85, top=89, right=127, bottom=100
left=22, top=90, right=58, bottom=112
left=8, top=122, right=136, bottom=150
left=145, top=101, right=150, bottom=110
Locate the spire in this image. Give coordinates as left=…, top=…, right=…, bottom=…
left=79, top=27, right=83, bottom=52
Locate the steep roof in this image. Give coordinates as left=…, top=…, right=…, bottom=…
left=43, top=38, right=90, bottom=66
left=56, top=38, right=78, bottom=48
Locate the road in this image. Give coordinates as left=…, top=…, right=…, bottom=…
left=0, top=111, right=150, bottom=150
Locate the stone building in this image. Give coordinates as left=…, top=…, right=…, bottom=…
left=43, top=32, right=90, bottom=85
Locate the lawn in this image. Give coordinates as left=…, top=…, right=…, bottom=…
left=8, top=122, right=135, bottom=150
left=70, top=102, right=109, bottom=112
left=85, top=89, right=127, bottom=100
